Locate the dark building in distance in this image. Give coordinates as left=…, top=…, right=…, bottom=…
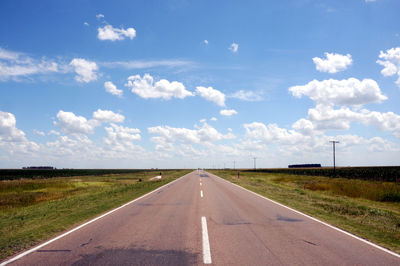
left=288, top=164, right=321, bottom=168
left=22, top=166, right=55, bottom=170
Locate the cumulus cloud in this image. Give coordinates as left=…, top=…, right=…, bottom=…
left=97, top=25, right=136, bottom=41
left=96, top=14, right=104, bottom=19
left=229, top=90, right=263, bottom=101
left=0, top=47, right=58, bottom=81
left=125, top=73, right=193, bottom=100
left=195, top=86, right=226, bottom=106
left=46, top=135, right=95, bottom=157
left=0, top=111, right=27, bottom=142
left=148, top=122, right=234, bottom=149
left=243, top=121, right=399, bottom=155
left=304, top=104, right=400, bottom=137
left=210, top=117, right=217, bottom=121
left=104, top=123, right=141, bottom=149
left=220, top=109, right=238, bottom=116
left=55, top=109, right=124, bottom=135
left=84, top=22, right=89, bottom=26
left=0, top=110, right=39, bottom=153
left=92, top=109, right=125, bottom=123
left=204, top=40, right=209, bottom=45
left=244, top=122, right=306, bottom=145
left=69, top=58, right=98, bottom=83
left=289, top=78, right=387, bottom=106
left=104, top=81, right=123, bottom=97
left=312, top=52, right=352, bottom=73
left=55, top=111, right=98, bottom=135
left=377, top=47, right=400, bottom=87
left=229, top=43, right=239, bottom=53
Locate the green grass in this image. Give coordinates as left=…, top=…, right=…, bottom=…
left=209, top=170, right=400, bottom=254
left=0, top=170, right=191, bottom=261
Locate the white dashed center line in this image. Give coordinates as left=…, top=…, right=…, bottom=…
left=200, top=190, right=204, bottom=198
left=201, top=216, right=212, bottom=264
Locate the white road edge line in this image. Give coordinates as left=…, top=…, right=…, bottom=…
left=201, top=216, right=212, bottom=264
left=209, top=172, right=400, bottom=259
left=0, top=171, right=194, bottom=266
left=201, top=190, right=204, bottom=198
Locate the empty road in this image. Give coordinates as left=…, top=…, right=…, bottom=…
left=3, top=170, right=399, bottom=265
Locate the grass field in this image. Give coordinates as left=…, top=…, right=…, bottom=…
left=242, top=166, right=400, bottom=182
left=209, top=169, right=400, bottom=254
left=0, top=169, right=190, bottom=261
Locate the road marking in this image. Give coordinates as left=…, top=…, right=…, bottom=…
left=209, top=172, right=400, bottom=259
left=200, top=190, right=204, bottom=198
left=200, top=182, right=202, bottom=186
left=0, top=172, right=194, bottom=266
left=201, top=216, right=212, bottom=264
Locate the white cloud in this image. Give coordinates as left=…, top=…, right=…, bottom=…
left=55, top=109, right=125, bottom=135
left=195, top=86, right=226, bottom=106
left=289, top=78, right=387, bottom=106
left=102, top=59, right=193, bottom=69
left=48, top=130, right=60, bottom=136
left=220, top=109, right=238, bottom=116
left=0, top=47, right=58, bottom=81
left=303, top=104, right=400, bottom=137
left=312, top=52, right=352, bottom=73
left=33, top=129, right=46, bottom=136
left=46, top=135, right=95, bottom=157
left=0, top=47, right=20, bottom=60
left=84, top=22, right=89, bottom=26
left=104, top=81, right=123, bottom=97
left=244, top=121, right=389, bottom=153
left=148, top=122, right=234, bottom=147
left=292, top=118, right=317, bottom=136
left=204, top=40, right=209, bottom=45
left=377, top=47, right=400, bottom=87
left=229, top=43, right=239, bottom=53
left=244, top=122, right=306, bottom=145
left=125, top=73, right=193, bottom=100
left=0, top=110, right=39, bottom=153
left=92, top=109, right=125, bottom=123
left=365, top=0, right=376, bottom=2
left=96, top=14, right=104, bottom=19
left=55, top=111, right=98, bottom=135
left=69, top=58, right=98, bottom=83
left=97, top=25, right=136, bottom=41
left=104, top=123, right=141, bottom=149
left=210, top=117, right=217, bottom=121
left=229, top=90, right=263, bottom=101
left=0, top=111, right=27, bottom=142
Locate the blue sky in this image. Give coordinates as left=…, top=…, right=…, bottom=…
left=1, top=0, right=400, bottom=168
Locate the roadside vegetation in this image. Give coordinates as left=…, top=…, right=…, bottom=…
left=209, top=169, right=400, bottom=254
left=0, top=170, right=190, bottom=261
left=244, top=166, right=400, bottom=182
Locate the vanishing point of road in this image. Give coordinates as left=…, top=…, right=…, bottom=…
left=2, top=171, right=399, bottom=265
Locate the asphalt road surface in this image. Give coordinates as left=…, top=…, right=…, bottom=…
left=3, top=170, right=399, bottom=265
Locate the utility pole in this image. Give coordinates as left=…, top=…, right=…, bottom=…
left=329, top=140, right=339, bottom=177
left=253, top=157, right=257, bottom=170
